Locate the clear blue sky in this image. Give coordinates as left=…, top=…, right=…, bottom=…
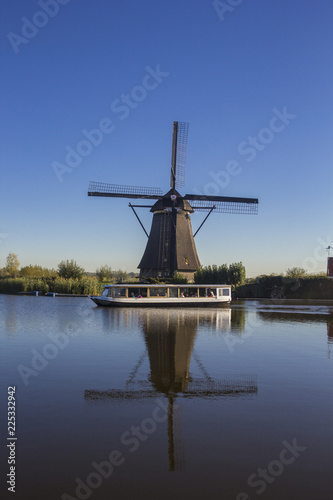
left=1, top=0, right=332, bottom=277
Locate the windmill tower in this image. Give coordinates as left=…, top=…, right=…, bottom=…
left=88, top=122, right=258, bottom=280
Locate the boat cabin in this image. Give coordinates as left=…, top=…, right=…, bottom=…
left=100, top=284, right=231, bottom=300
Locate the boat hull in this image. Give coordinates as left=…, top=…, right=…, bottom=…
left=89, top=296, right=231, bottom=307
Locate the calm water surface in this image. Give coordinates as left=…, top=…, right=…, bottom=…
left=0, top=295, right=332, bottom=500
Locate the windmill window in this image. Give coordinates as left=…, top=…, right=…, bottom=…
left=185, top=257, right=189, bottom=265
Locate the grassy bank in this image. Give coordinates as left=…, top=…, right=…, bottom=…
left=0, top=277, right=103, bottom=295
left=2, top=275, right=332, bottom=299
left=236, top=276, right=333, bottom=300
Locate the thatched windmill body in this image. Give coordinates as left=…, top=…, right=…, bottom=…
left=88, top=122, right=258, bottom=279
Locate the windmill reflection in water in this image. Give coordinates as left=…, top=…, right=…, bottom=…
left=84, top=309, right=258, bottom=471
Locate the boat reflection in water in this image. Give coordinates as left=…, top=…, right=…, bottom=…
left=327, top=317, right=333, bottom=340
left=84, top=308, right=257, bottom=471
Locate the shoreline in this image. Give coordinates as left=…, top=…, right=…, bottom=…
left=2, top=292, right=333, bottom=304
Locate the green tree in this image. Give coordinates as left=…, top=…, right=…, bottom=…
left=20, top=265, right=58, bottom=278
left=20, top=265, right=42, bottom=277
left=0, top=267, right=9, bottom=278
left=285, top=267, right=307, bottom=278
left=217, top=264, right=228, bottom=283
left=228, top=262, right=246, bottom=287
left=195, top=265, right=217, bottom=284
left=5, top=252, right=20, bottom=277
left=170, top=272, right=188, bottom=284
left=195, top=263, right=243, bottom=285
left=113, top=269, right=128, bottom=283
left=96, top=265, right=113, bottom=282
left=57, top=259, right=85, bottom=279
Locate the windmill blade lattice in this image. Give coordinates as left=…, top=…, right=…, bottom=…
left=88, top=181, right=163, bottom=199
left=190, top=199, right=258, bottom=214
left=185, top=194, right=258, bottom=214
left=174, top=121, right=189, bottom=189
left=170, top=121, right=189, bottom=190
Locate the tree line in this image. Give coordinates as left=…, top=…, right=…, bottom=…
left=0, top=253, right=133, bottom=282
left=1, top=253, right=247, bottom=288
left=194, top=263, right=246, bottom=287
left=0, top=253, right=136, bottom=295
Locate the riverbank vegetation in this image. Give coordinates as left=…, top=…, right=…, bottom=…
left=0, top=253, right=331, bottom=298
left=0, top=253, right=133, bottom=295
left=236, top=273, right=333, bottom=299
left=0, top=276, right=103, bottom=295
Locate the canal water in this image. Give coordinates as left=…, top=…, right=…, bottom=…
left=0, top=295, right=332, bottom=500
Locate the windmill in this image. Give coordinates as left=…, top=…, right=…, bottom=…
left=88, top=122, right=259, bottom=279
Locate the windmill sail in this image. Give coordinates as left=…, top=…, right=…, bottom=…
left=185, top=195, right=259, bottom=214
left=170, top=121, right=189, bottom=190
left=88, top=181, right=163, bottom=199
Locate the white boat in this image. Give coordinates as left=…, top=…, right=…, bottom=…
left=89, top=284, right=231, bottom=307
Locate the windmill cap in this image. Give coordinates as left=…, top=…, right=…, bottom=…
left=150, top=189, right=194, bottom=213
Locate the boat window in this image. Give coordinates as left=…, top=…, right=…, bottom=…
left=128, top=288, right=147, bottom=298
left=108, top=287, right=126, bottom=298
left=149, top=288, right=167, bottom=297
left=223, top=288, right=230, bottom=296
left=199, top=288, right=206, bottom=297
left=207, top=288, right=216, bottom=297
left=102, top=288, right=109, bottom=297
left=169, top=287, right=178, bottom=298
